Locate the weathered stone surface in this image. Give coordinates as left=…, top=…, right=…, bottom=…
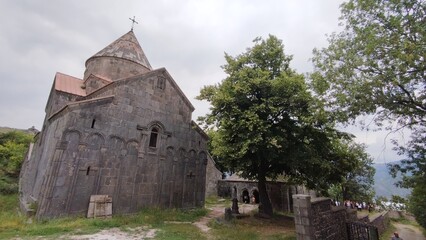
left=19, top=31, right=215, bottom=219
left=87, top=195, right=112, bottom=218
left=217, top=180, right=311, bottom=212
left=292, top=195, right=388, bottom=240
left=205, top=156, right=222, bottom=197
left=224, top=207, right=233, bottom=221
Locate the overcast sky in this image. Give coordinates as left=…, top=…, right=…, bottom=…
left=0, top=0, right=404, bottom=164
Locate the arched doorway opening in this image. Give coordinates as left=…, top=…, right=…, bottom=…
left=252, top=189, right=259, bottom=204
left=242, top=189, right=250, bottom=203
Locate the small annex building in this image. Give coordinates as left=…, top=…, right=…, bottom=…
left=217, top=174, right=317, bottom=213
left=19, top=30, right=213, bottom=219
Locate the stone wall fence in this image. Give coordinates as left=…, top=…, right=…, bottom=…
left=292, top=194, right=390, bottom=240
left=369, top=211, right=389, bottom=235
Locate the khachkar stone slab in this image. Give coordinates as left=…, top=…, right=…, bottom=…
left=87, top=195, right=112, bottom=218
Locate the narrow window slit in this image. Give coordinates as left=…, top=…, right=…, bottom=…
left=149, top=128, right=159, bottom=148
left=86, top=166, right=91, bottom=175
left=91, top=119, right=96, bottom=128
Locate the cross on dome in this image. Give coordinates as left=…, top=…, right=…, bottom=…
left=129, top=16, right=138, bottom=31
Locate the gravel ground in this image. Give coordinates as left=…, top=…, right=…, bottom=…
left=393, top=222, right=426, bottom=240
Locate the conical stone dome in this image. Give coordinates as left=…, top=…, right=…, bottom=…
left=84, top=31, right=152, bottom=81
left=86, top=31, right=152, bottom=69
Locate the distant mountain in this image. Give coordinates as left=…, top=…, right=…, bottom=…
left=373, top=161, right=411, bottom=199
left=0, top=126, right=39, bottom=134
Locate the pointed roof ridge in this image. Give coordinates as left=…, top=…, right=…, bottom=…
left=81, top=68, right=195, bottom=112
left=86, top=30, right=152, bottom=70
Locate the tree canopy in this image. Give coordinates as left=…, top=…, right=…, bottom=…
left=328, top=141, right=375, bottom=202
left=311, top=0, right=425, bottom=126
left=0, top=130, right=33, bottom=194
left=311, top=0, right=425, bottom=227
left=198, top=35, right=362, bottom=216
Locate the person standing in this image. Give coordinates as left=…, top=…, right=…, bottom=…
left=391, top=232, right=403, bottom=240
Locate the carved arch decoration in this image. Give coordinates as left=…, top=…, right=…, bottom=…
left=57, top=129, right=82, bottom=150
left=144, top=120, right=167, bottom=150
left=126, top=139, right=139, bottom=155
left=104, top=135, right=126, bottom=167
left=198, top=151, right=208, bottom=165
left=108, top=135, right=125, bottom=145
left=188, top=149, right=197, bottom=162
left=107, top=135, right=126, bottom=161
left=146, top=120, right=166, bottom=132
left=178, top=147, right=187, bottom=162
left=85, top=132, right=105, bottom=149
left=62, top=129, right=83, bottom=142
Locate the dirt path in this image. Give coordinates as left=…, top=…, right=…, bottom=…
left=60, top=227, right=157, bottom=240
left=192, top=206, right=224, bottom=233
left=192, top=203, right=258, bottom=233
left=393, top=222, right=426, bottom=240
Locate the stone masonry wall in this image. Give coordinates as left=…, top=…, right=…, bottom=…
left=311, top=198, right=348, bottom=240
left=218, top=180, right=294, bottom=212
left=21, top=70, right=209, bottom=219
left=293, top=195, right=389, bottom=240
left=205, top=156, right=222, bottom=197
left=370, top=211, right=389, bottom=235
left=20, top=31, right=211, bottom=219
left=293, top=195, right=348, bottom=240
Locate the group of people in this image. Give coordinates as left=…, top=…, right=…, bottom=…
left=332, top=200, right=404, bottom=239
left=331, top=200, right=375, bottom=212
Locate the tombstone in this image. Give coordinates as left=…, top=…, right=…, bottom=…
left=231, top=185, right=240, bottom=214
left=232, top=198, right=240, bottom=214
left=224, top=207, right=233, bottom=221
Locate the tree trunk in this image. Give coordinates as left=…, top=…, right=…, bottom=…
left=342, top=185, right=349, bottom=201
left=258, top=166, right=273, bottom=217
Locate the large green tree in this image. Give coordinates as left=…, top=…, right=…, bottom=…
left=311, top=0, right=425, bottom=227
left=198, top=35, right=357, bottom=216
left=327, top=141, right=375, bottom=202
left=0, top=130, right=33, bottom=194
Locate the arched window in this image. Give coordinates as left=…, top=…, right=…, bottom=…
left=157, top=76, right=166, bottom=90
left=149, top=127, right=159, bottom=148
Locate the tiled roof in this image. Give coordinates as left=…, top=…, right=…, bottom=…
left=84, top=73, right=112, bottom=84
left=86, top=30, right=152, bottom=70
left=54, top=72, right=86, bottom=96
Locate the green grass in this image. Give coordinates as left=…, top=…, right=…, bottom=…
left=204, top=196, right=296, bottom=239
left=209, top=211, right=296, bottom=240
left=1, top=194, right=298, bottom=239
left=0, top=194, right=208, bottom=239
left=204, top=195, right=232, bottom=208
left=379, top=221, right=397, bottom=240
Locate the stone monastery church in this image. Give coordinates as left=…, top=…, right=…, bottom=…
left=19, top=30, right=213, bottom=219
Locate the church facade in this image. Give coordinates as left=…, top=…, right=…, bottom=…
left=19, top=31, right=210, bottom=219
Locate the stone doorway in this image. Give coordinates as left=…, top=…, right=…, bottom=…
left=252, top=189, right=259, bottom=204
left=242, top=189, right=250, bottom=203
